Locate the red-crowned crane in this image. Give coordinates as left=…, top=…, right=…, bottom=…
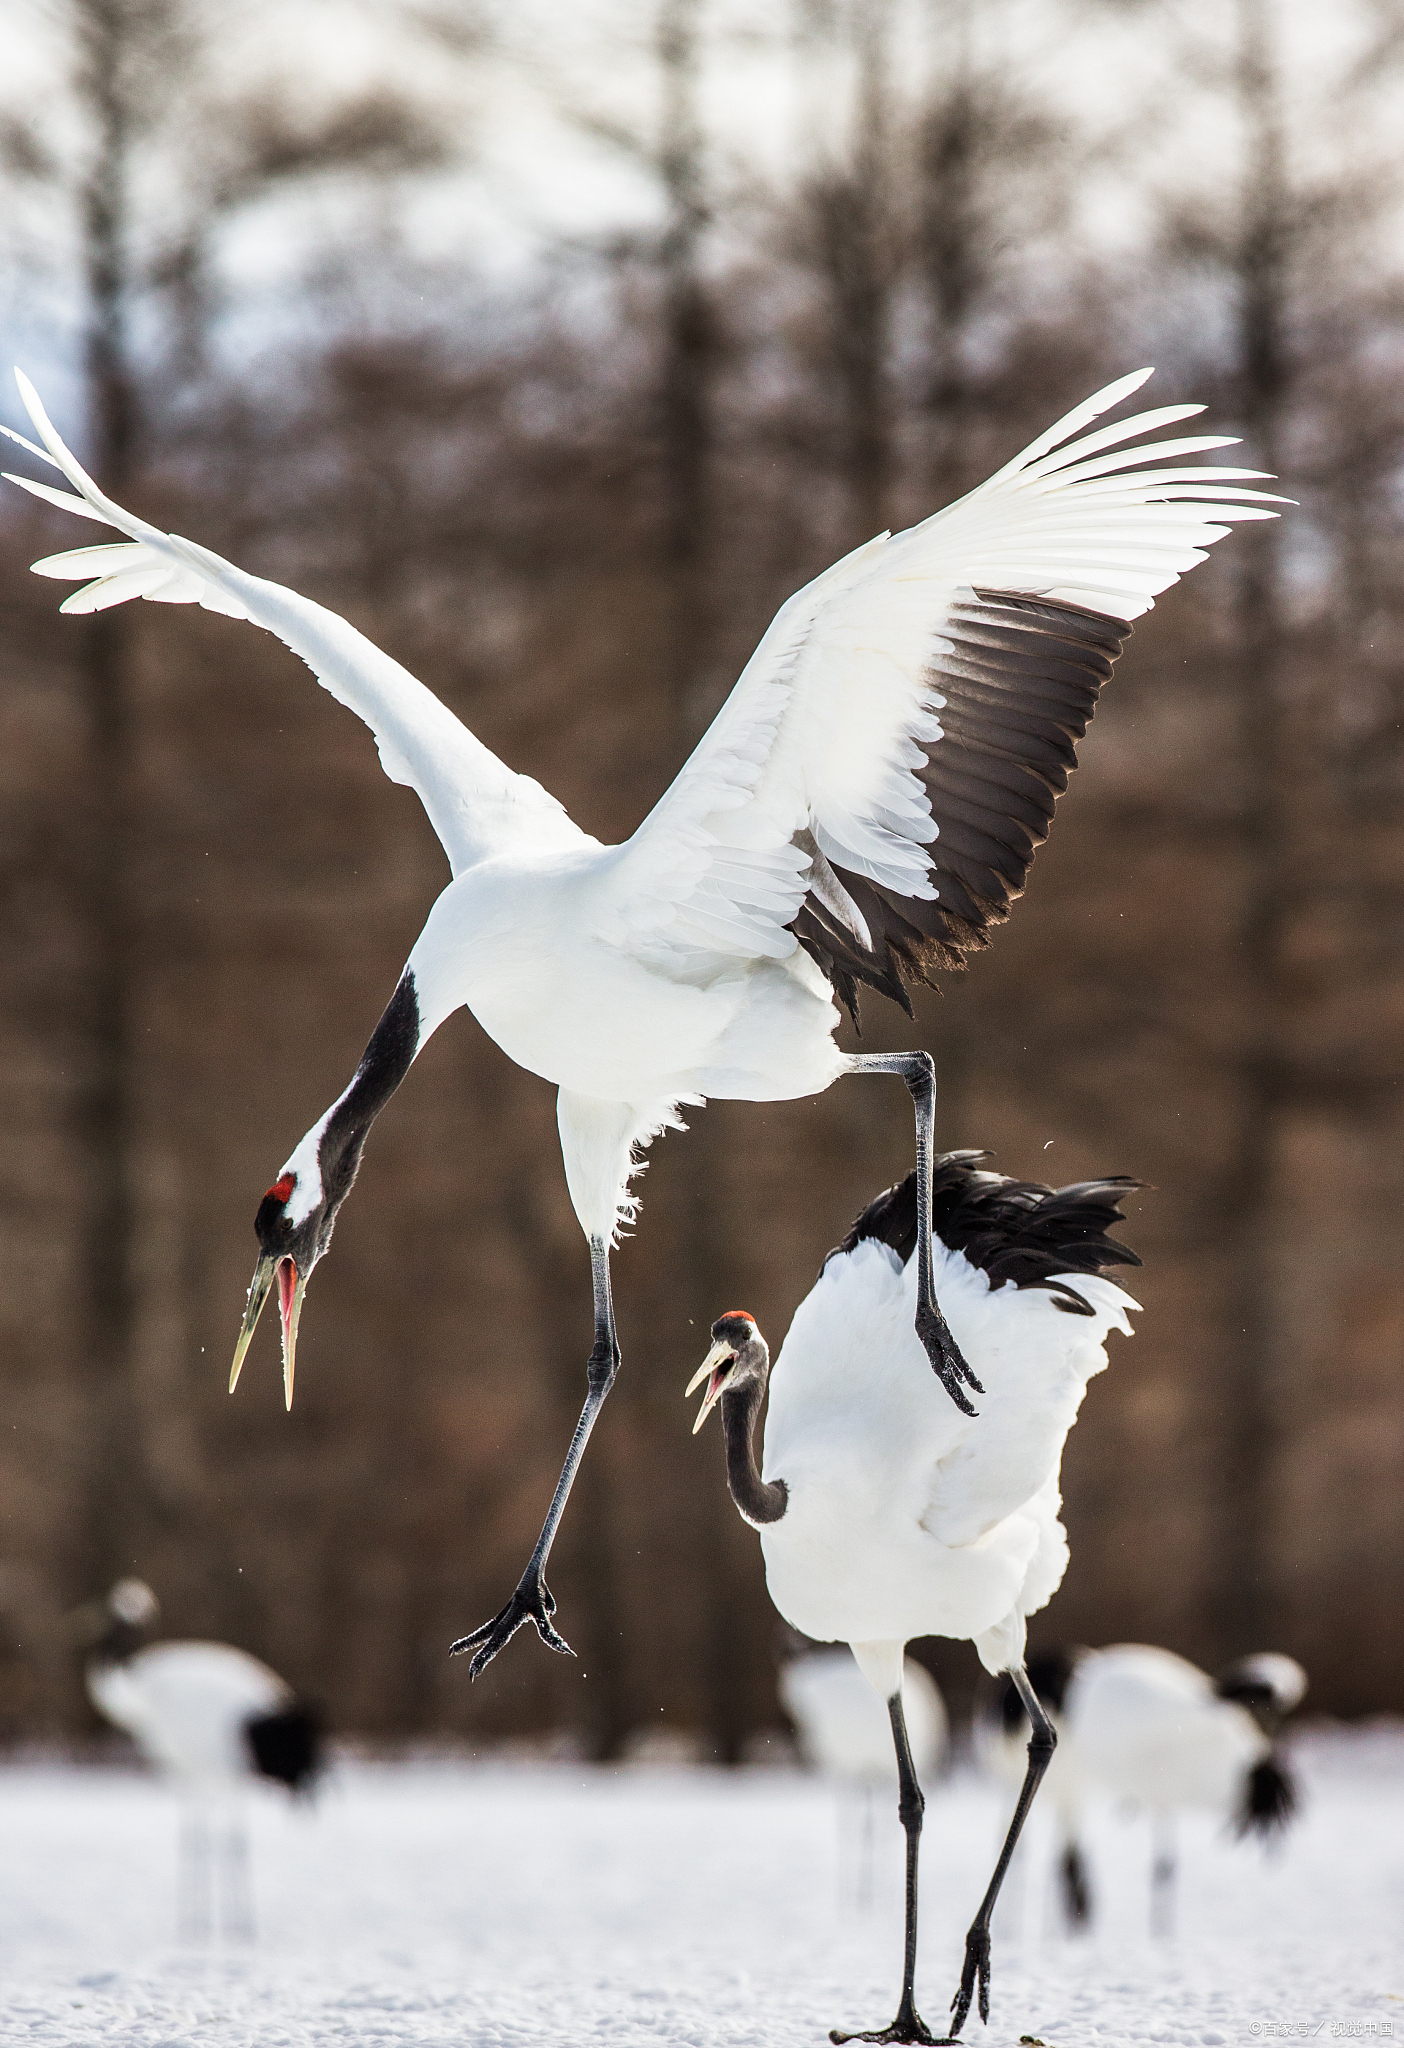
left=4, top=367, right=1274, bottom=1678
left=75, top=1579, right=322, bottom=1942
left=986, top=1642, right=1306, bottom=1937
left=686, top=1155, right=1141, bottom=2042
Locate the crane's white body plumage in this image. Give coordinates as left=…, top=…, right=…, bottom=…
left=5, top=366, right=1276, bottom=1243
left=88, top=1641, right=291, bottom=1795
left=758, top=1234, right=1138, bottom=1693
left=782, top=1647, right=947, bottom=1783
left=1066, top=1645, right=1269, bottom=1814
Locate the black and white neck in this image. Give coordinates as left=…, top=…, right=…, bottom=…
left=231, top=970, right=423, bottom=1402
left=272, top=968, right=423, bottom=1264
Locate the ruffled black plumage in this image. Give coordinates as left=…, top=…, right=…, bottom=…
left=830, top=1152, right=1143, bottom=1314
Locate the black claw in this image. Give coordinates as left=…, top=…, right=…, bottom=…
left=916, top=1305, right=983, bottom=1413
left=948, top=1926, right=991, bottom=2037
left=449, top=1573, right=575, bottom=1678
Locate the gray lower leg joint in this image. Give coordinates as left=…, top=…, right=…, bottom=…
left=586, top=1344, right=617, bottom=1397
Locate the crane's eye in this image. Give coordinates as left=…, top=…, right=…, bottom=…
left=265, top=1172, right=296, bottom=1205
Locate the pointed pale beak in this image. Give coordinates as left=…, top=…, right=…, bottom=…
left=230, top=1253, right=276, bottom=1393
left=229, top=1253, right=306, bottom=1409
left=276, top=1256, right=306, bottom=1411
left=686, top=1341, right=735, bottom=1435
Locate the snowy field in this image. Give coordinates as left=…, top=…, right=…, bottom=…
left=1, top=1728, right=1400, bottom=2047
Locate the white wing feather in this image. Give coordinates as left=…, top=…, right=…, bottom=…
left=4, top=371, right=583, bottom=876
left=597, top=368, right=1281, bottom=966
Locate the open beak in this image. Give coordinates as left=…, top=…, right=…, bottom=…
left=686, top=1341, right=735, bottom=1435
left=229, top=1253, right=306, bottom=1410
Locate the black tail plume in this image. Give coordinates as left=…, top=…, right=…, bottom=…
left=1236, top=1751, right=1298, bottom=1839
left=245, top=1702, right=325, bottom=1796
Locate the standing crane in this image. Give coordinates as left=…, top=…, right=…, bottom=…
left=75, top=1579, right=322, bottom=1942
left=686, top=1155, right=1141, bottom=2040
left=4, top=367, right=1274, bottom=1677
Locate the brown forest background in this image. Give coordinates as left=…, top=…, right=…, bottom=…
left=1, top=0, right=1403, bottom=1755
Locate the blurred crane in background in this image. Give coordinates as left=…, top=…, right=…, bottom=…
left=74, top=1578, right=323, bottom=1942
left=987, top=1643, right=1307, bottom=1936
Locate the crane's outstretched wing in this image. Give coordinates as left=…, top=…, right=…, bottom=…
left=596, top=369, right=1283, bottom=1015
left=3, top=371, right=582, bottom=876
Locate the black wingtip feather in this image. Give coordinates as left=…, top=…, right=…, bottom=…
left=827, top=1153, right=1143, bottom=1301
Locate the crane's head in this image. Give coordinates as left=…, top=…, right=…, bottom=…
left=228, top=1127, right=358, bottom=1410
left=1215, top=1652, right=1309, bottom=1735
left=67, top=1578, right=160, bottom=1665
left=686, top=1311, right=771, bottom=1434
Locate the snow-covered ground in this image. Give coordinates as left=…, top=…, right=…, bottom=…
left=1, top=1728, right=1400, bottom=2047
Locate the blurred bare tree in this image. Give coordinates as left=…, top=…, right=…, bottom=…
left=1138, top=0, right=1404, bottom=1676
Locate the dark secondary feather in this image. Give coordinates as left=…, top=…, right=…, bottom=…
left=789, top=591, right=1130, bottom=1022
left=829, top=1153, right=1142, bottom=1315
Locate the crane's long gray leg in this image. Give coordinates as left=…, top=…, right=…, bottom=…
left=1150, top=1817, right=1176, bottom=1938
left=450, top=1236, right=619, bottom=1678
left=220, top=1810, right=254, bottom=1943
left=831, top=1691, right=940, bottom=2046
left=847, top=1052, right=981, bottom=1415
left=179, top=1806, right=211, bottom=1945
left=948, top=1665, right=1056, bottom=2037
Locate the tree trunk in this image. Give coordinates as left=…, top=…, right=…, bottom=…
left=72, top=0, right=143, bottom=1601
left=842, top=0, right=891, bottom=543
left=1220, top=0, right=1291, bottom=1654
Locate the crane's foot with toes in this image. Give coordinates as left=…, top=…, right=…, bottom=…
left=916, top=1302, right=982, bottom=1417
left=449, top=1567, right=573, bottom=1678
left=947, top=1923, right=991, bottom=2037
left=829, top=2007, right=950, bottom=2045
